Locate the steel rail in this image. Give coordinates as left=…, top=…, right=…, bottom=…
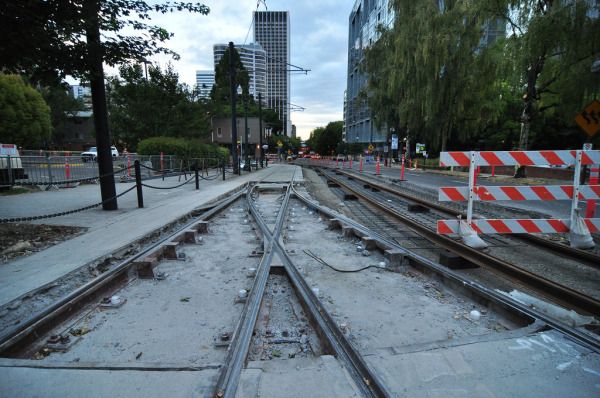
left=210, top=182, right=292, bottom=398
left=270, top=226, right=392, bottom=397
left=328, top=167, right=600, bottom=269
left=317, top=170, right=600, bottom=317
left=290, top=186, right=600, bottom=354
left=0, top=189, right=248, bottom=356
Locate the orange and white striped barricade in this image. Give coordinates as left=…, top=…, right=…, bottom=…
left=586, top=164, right=599, bottom=218
left=438, top=150, right=600, bottom=248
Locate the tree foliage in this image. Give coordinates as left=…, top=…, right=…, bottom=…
left=137, top=136, right=228, bottom=162
left=317, top=121, right=344, bottom=155
left=0, top=74, right=52, bottom=148
left=363, top=0, right=501, bottom=152
left=39, top=84, right=86, bottom=148
left=362, top=0, right=600, bottom=153
left=210, top=47, right=251, bottom=117
left=107, top=64, right=211, bottom=150
left=494, top=0, right=600, bottom=150
left=0, top=0, right=210, bottom=84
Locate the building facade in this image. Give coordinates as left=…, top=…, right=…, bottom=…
left=212, top=117, right=267, bottom=159
left=213, top=43, right=267, bottom=101
left=253, top=11, right=291, bottom=136
left=195, top=70, right=214, bottom=98
left=345, top=0, right=394, bottom=145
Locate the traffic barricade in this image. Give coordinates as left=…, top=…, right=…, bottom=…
left=437, top=150, right=600, bottom=249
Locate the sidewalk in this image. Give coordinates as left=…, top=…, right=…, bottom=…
left=0, top=165, right=289, bottom=308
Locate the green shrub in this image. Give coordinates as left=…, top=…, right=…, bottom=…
left=137, top=137, right=230, bottom=164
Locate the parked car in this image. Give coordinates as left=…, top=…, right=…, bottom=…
left=81, top=146, right=119, bottom=162
left=336, top=154, right=345, bottom=160
left=0, top=143, right=27, bottom=184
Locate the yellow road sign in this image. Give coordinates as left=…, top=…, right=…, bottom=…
left=277, top=140, right=283, bottom=147
left=368, top=145, right=374, bottom=150
left=574, top=99, right=600, bottom=137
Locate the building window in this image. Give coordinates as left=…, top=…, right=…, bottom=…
left=75, top=133, right=85, bottom=140
left=217, top=127, right=222, bottom=137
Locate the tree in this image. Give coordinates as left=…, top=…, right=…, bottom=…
left=0, top=0, right=209, bottom=209
left=316, top=121, right=343, bottom=156
left=363, top=0, right=502, bottom=152
left=107, top=63, right=211, bottom=150
left=1, top=1, right=209, bottom=84
left=493, top=0, right=600, bottom=152
left=0, top=74, right=52, bottom=148
left=40, top=84, right=86, bottom=148
left=210, top=47, right=251, bottom=117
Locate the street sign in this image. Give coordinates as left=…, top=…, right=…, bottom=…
left=584, top=143, right=593, bottom=151
left=391, top=134, right=398, bottom=150
left=416, top=143, right=425, bottom=154
left=368, top=144, right=374, bottom=150
left=574, top=99, right=600, bottom=137
left=384, top=146, right=389, bottom=152
left=277, top=140, right=283, bottom=147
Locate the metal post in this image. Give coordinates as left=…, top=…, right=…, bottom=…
left=244, top=98, right=250, bottom=172
left=7, top=155, right=13, bottom=186
left=258, top=93, right=263, bottom=168
left=467, top=151, right=476, bottom=225
left=229, top=42, right=239, bottom=175
left=571, top=150, right=583, bottom=223
left=222, top=157, right=226, bottom=181
left=195, top=159, right=199, bottom=190
left=135, top=160, right=143, bottom=208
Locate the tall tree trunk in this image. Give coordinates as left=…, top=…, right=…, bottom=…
left=85, top=0, right=117, bottom=209
left=515, top=49, right=547, bottom=178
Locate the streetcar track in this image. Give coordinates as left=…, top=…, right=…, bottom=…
left=314, top=167, right=600, bottom=318
left=2, top=166, right=599, bottom=397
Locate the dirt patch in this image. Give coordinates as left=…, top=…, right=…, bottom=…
left=0, top=224, right=86, bottom=261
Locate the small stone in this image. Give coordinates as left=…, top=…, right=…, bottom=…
left=362, top=250, right=372, bottom=257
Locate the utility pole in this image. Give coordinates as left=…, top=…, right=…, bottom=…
left=229, top=42, right=239, bottom=174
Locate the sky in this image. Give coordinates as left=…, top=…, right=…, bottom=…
left=117, top=0, right=351, bottom=140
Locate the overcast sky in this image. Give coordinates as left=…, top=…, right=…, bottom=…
left=134, top=0, right=350, bottom=140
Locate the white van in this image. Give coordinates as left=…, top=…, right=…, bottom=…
left=0, top=144, right=27, bottom=184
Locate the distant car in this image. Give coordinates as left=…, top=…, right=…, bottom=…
left=81, top=146, right=119, bottom=162
left=336, top=154, right=345, bottom=160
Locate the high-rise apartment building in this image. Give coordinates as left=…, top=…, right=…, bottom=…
left=213, top=43, right=267, bottom=101
left=346, top=0, right=394, bottom=145
left=253, top=11, right=291, bottom=136
left=195, top=70, right=214, bottom=99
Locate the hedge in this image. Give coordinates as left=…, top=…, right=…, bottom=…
left=137, top=137, right=230, bottom=163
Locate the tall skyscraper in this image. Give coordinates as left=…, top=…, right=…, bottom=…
left=195, top=70, right=214, bottom=99
left=254, top=11, right=291, bottom=136
left=213, top=43, right=267, bottom=101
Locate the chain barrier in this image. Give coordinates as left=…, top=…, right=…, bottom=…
left=2, top=157, right=227, bottom=222
left=8, top=166, right=129, bottom=187
left=141, top=176, right=196, bottom=190
left=1, top=185, right=137, bottom=223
